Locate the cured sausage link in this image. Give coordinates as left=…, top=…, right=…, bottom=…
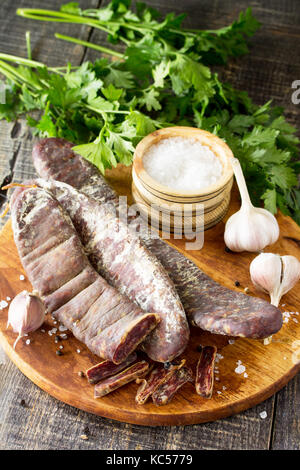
left=33, top=176, right=190, bottom=363
left=195, top=346, right=217, bottom=398
left=86, top=353, right=137, bottom=385
left=94, top=360, right=149, bottom=398
left=32, top=138, right=283, bottom=340
left=10, top=186, right=160, bottom=364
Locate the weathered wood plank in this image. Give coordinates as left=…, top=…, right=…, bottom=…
left=271, top=372, right=300, bottom=449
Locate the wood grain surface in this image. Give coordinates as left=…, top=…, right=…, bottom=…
left=0, top=0, right=299, bottom=450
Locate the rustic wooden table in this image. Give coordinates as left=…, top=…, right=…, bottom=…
left=0, top=0, right=299, bottom=450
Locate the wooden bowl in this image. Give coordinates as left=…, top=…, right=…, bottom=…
left=132, top=127, right=234, bottom=232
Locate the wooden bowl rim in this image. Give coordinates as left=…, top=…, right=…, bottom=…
left=133, top=127, right=234, bottom=198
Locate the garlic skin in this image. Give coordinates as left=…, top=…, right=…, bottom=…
left=250, top=253, right=300, bottom=307
left=7, top=290, right=46, bottom=349
left=224, top=158, right=279, bottom=252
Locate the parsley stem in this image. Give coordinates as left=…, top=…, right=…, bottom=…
left=25, top=31, right=32, bottom=60
left=0, top=53, right=44, bottom=68
left=0, top=62, right=22, bottom=86
left=0, top=60, right=38, bottom=91
left=54, top=34, right=124, bottom=59
left=86, top=105, right=130, bottom=115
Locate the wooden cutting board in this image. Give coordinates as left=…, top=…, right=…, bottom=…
left=0, top=165, right=299, bottom=426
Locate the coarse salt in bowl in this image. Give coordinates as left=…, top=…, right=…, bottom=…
left=132, top=126, right=234, bottom=232
left=142, top=136, right=223, bottom=193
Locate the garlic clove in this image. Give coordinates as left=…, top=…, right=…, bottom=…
left=250, top=253, right=282, bottom=301
left=224, top=158, right=279, bottom=252
left=280, top=255, right=300, bottom=297
left=250, top=253, right=300, bottom=308
left=7, top=290, right=46, bottom=349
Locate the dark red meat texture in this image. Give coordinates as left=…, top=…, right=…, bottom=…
left=86, top=353, right=137, bottom=384
left=195, top=346, right=217, bottom=398
left=152, top=366, right=193, bottom=406
left=135, top=360, right=185, bottom=405
left=94, top=360, right=149, bottom=398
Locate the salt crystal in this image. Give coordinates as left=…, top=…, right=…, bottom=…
left=228, top=339, right=235, bottom=344
left=260, top=411, right=267, bottom=419
left=244, top=372, right=248, bottom=378
left=143, top=137, right=223, bottom=192
left=59, top=345, right=63, bottom=350
left=293, top=318, right=298, bottom=323
left=59, top=325, right=68, bottom=332
left=0, top=300, right=8, bottom=309
left=235, top=365, right=246, bottom=374
left=19, top=275, right=25, bottom=281
left=222, top=386, right=227, bottom=391
left=6, top=297, right=10, bottom=301
left=77, top=349, right=81, bottom=354
left=41, top=329, right=45, bottom=333
left=217, top=391, right=222, bottom=395
left=215, top=377, right=220, bottom=381
left=26, top=339, right=30, bottom=345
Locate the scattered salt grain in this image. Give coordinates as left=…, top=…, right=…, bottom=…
left=77, top=349, right=81, bottom=354
left=228, top=339, right=235, bottom=345
left=6, top=297, right=10, bottom=301
left=293, top=318, right=298, bottom=323
left=25, top=339, right=30, bottom=345
left=0, top=300, right=8, bottom=309
left=244, top=287, right=249, bottom=293
left=48, top=328, right=57, bottom=336
left=41, top=329, right=45, bottom=333
left=235, top=364, right=246, bottom=374
left=217, top=391, right=222, bottom=395
left=215, top=377, right=220, bottom=381
left=143, top=137, right=223, bottom=192
left=19, top=275, right=25, bottom=281
left=222, top=386, right=227, bottom=391
left=59, top=325, right=68, bottom=332
left=260, top=411, right=267, bottom=419
left=59, top=345, right=63, bottom=350
left=244, top=372, right=248, bottom=378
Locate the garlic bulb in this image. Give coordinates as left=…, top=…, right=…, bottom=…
left=250, top=253, right=300, bottom=307
left=7, top=290, right=46, bottom=349
left=224, top=158, right=279, bottom=252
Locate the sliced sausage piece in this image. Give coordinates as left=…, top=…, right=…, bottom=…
left=10, top=186, right=159, bottom=364
left=94, top=360, right=149, bottom=398
left=135, top=360, right=186, bottom=405
left=152, top=366, right=193, bottom=406
left=86, top=353, right=137, bottom=384
left=32, top=138, right=283, bottom=340
left=195, top=346, right=217, bottom=398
